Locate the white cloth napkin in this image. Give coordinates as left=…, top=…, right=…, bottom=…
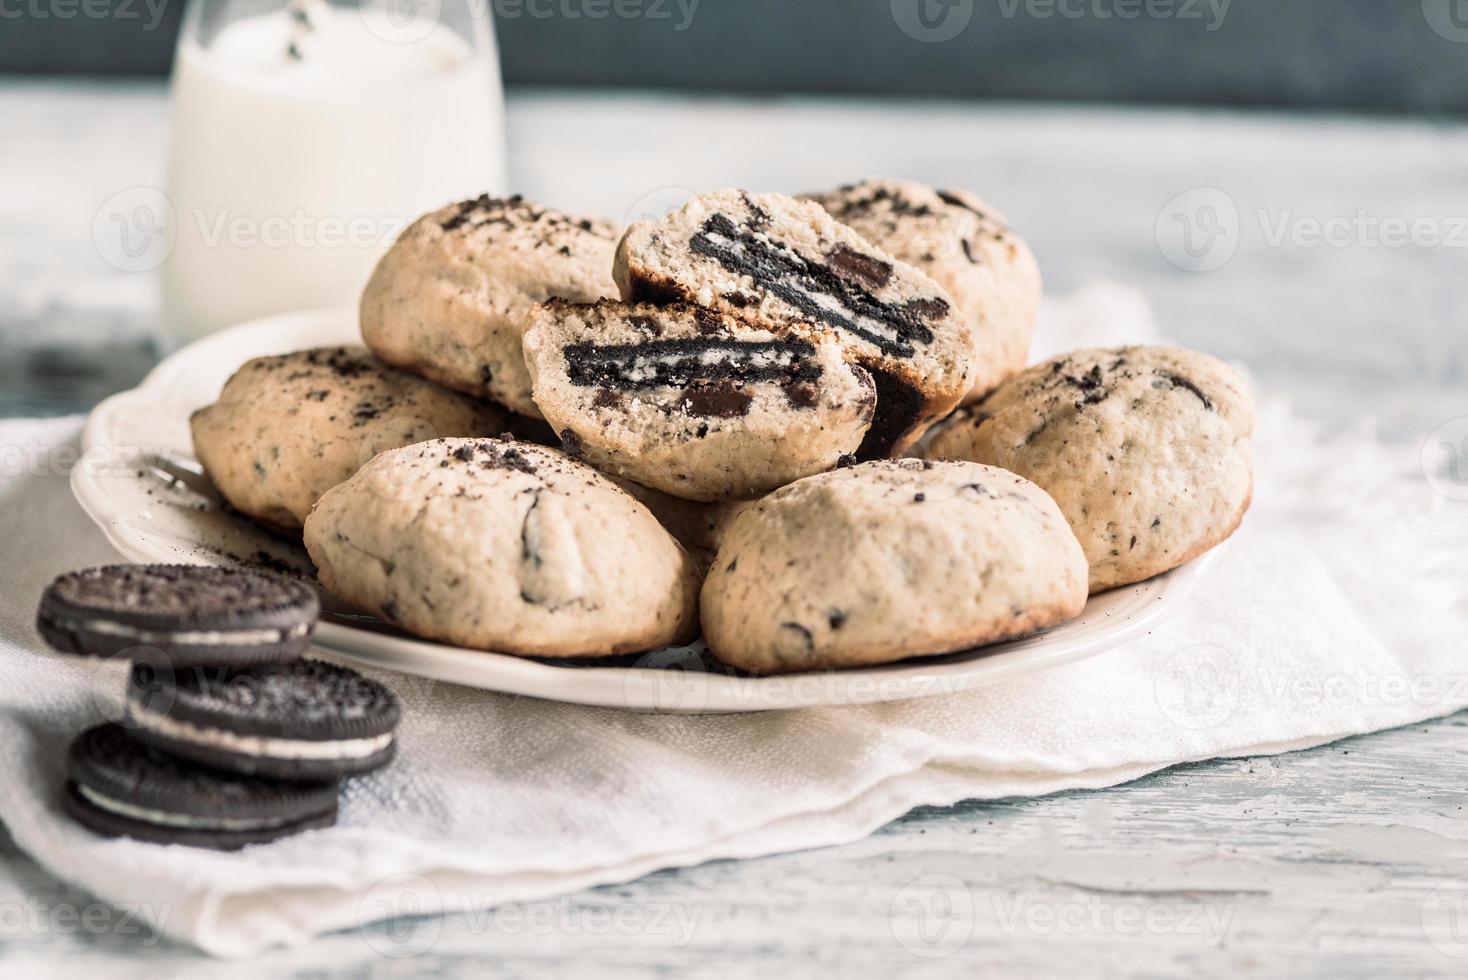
left=1, top=284, right=1465, bottom=958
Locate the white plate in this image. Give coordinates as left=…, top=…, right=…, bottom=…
left=73, top=309, right=1222, bottom=713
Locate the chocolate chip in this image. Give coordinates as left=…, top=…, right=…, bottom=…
left=628, top=315, right=660, bottom=336
left=826, top=244, right=893, bottom=290
left=559, top=429, right=584, bottom=458
left=682, top=380, right=753, bottom=419
left=1159, top=373, right=1214, bottom=410
left=782, top=382, right=819, bottom=409
left=692, top=306, right=726, bottom=335
left=828, top=609, right=847, bottom=630
left=779, top=622, right=814, bottom=651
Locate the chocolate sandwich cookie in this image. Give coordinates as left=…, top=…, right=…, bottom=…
left=65, top=724, right=338, bottom=850
left=523, top=299, right=874, bottom=501
left=804, top=179, right=1042, bottom=403
left=126, top=659, right=400, bottom=780
left=613, top=188, right=979, bottom=459
left=37, top=564, right=318, bottom=667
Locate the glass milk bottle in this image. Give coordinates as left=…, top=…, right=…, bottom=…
left=161, top=0, right=505, bottom=346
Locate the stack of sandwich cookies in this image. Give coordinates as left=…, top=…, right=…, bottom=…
left=126, top=659, right=400, bottom=781
left=64, top=723, right=339, bottom=851
left=38, top=564, right=402, bottom=849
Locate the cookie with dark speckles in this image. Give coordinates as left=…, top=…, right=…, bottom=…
left=927, top=345, right=1254, bottom=592
left=65, top=723, right=338, bottom=850
left=361, top=195, right=620, bottom=416
left=191, top=345, right=506, bottom=532
left=302, top=438, right=700, bottom=656
left=613, top=188, right=978, bottom=459
left=37, top=564, right=318, bottom=667
left=804, top=179, right=1041, bottom=403
left=125, top=659, right=400, bottom=781
left=523, top=299, right=875, bottom=501
left=700, top=459, right=1087, bottom=674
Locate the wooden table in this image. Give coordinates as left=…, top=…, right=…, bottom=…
left=3, top=82, right=1467, bottom=977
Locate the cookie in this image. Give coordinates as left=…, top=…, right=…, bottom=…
left=804, top=179, right=1042, bottom=402
left=125, top=659, right=400, bottom=781
left=523, top=299, right=875, bottom=501
left=613, top=188, right=979, bottom=459
left=303, top=438, right=700, bottom=656
left=65, top=724, right=338, bottom=850
left=37, top=564, right=317, bottom=667
left=700, top=459, right=1088, bottom=673
left=191, top=346, right=506, bottom=532
left=926, top=346, right=1254, bottom=592
left=361, top=194, right=620, bottom=416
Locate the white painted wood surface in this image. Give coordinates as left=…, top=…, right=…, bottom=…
left=3, top=82, right=1467, bottom=977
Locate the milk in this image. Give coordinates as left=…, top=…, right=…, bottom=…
left=161, top=0, right=505, bottom=345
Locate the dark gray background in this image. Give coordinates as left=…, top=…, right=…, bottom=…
left=2, top=0, right=1466, bottom=113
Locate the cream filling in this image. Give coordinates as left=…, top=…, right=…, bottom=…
left=77, top=619, right=309, bottom=646
left=76, top=783, right=299, bottom=831
left=130, top=703, right=394, bottom=760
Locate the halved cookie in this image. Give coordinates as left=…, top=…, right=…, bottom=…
left=613, top=189, right=978, bottom=459
left=524, top=299, right=874, bottom=501
left=804, top=179, right=1042, bottom=403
